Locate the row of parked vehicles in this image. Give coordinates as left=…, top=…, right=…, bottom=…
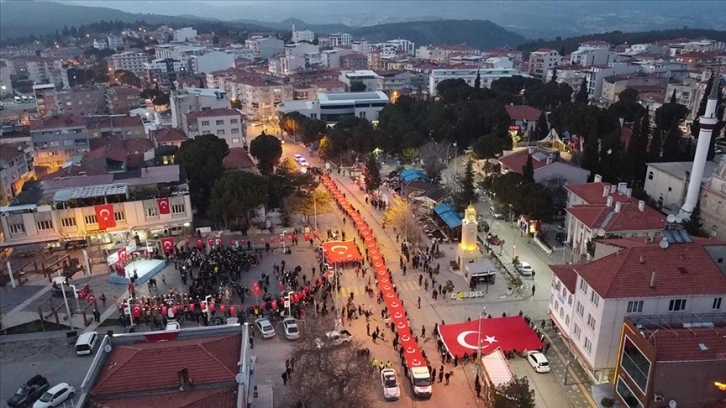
left=7, top=375, right=75, bottom=408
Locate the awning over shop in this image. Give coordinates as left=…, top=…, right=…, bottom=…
left=434, top=203, right=462, bottom=229
left=399, top=169, right=427, bottom=184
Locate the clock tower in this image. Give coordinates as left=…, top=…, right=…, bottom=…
left=458, top=204, right=482, bottom=268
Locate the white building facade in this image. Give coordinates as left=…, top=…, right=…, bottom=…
left=109, top=52, right=150, bottom=76
left=277, top=91, right=389, bottom=123
left=184, top=108, right=246, bottom=148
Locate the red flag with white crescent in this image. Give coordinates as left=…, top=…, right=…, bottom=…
left=279, top=234, right=285, bottom=243
left=161, top=237, right=175, bottom=253
left=270, top=236, right=275, bottom=243
left=196, top=239, right=204, bottom=248
left=208, top=238, right=215, bottom=248
left=157, top=197, right=171, bottom=215
left=304, top=232, right=310, bottom=241
left=231, top=240, right=237, bottom=247
left=95, top=204, right=116, bottom=229
left=185, top=238, right=190, bottom=247
left=216, top=238, right=223, bottom=247
left=313, top=230, right=319, bottom=238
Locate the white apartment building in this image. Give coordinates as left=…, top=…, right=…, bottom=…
left=665, top=78, right=707, bottom=119
left=109, top=52, right=150, bottom=76
left=292, top=29, right=315, bottom=43
left=528, top=48, right=563, bottom=79
left=107, top=35, right=123, bottom=51
left=320, top=49, right=355, bottom=69
left=339, top=70, right=384, bottom=92
left=184, top=108, right=245, bottom=148
left=169, top=87, right=230, bottom=128
left=29, top=115, right=91, bottom=174
left=277, top=91, right=389, bottom=123
left=174, top=27, right=198, bottom=42
left=428, top=68, right=524, bottom=96
left=245, top=36, right=285, bottom=59
left=0, top=165, right=193, bottom=247
left=144, top=58, right=192, bottom=87
left=0, top=143, right=35, bottom=206
left=230, top=76, right=293, bottom=121
left=564, top=179, right=666, bottom=260
left=386, top=39, right=416, bottom=56
left=93, top=39, right=107, bottom=50
left=622, top=43, right=669, bottom=56
left=351, top=41, right=373, bottom=54
left=570, top=42, right=613, bottom=67
left=548, top=236, right=726, bottom=384
left=329, top=33, right=353, bottom=47
left=188, top=51, right=235, bottom=74
left=13, top=57, right=67, bottom=89
left=585, top=63, right=642, bottom=100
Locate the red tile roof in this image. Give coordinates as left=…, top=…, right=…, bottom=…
left=565, top=182, right=632, bottom=205
left=91, top=387, right=237, bottom=408
left=505, top=105, right=543, bottom=121
left=643, top=325, right=726, bottom=362
left=498, top=148, right=576, bottom=174
left=186, top=108, right=241, bottom=119
left=85, top=136, right=153, bottom=164
left=29, top=115, right=85, bottom=130
left=92, top=334, right=241, bottom=397
left=550, top=264, right=577, bottom=293
left=154, top=127, right=188, bottom=143
left=560, top=237, right=726, bottom=298
left=566, top=200, right=665, bottom=232
left=223, top=147, right=255, bottom=170
left=86, top=115, right=144, bottom=129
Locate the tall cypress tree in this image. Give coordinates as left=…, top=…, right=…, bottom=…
left=575, top=77, right=589, bottom=103
left=474, top=70, right=481, bottom=90
left=522, top=154, right=534, bottom=182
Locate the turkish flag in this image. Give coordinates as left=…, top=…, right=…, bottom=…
left=231, top=240, right=237, bottom=247
left=215, top=238, right=223, bottom=247
left=208, top=238, right=215, bottom=248
left=161, top=237, right=175, bottom=253
left=157, top=198, right=171, bottom=215
left=438, top=317, right=543, bottom=358
left=95, top=204, right=116, bottom=229
left=269, top=237, right=275, bottom=243
left=196, top=239, right=204, bottom=248
left=279, top=234, right=285, bottom=243
left=118, top=247, right=127, bottom=263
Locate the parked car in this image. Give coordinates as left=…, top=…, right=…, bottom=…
left=315, top=329, right=352, bottom=349
left=486, top=233, right=502, bottom=246
left=74, top=331, right=98, bottom=356
left=490, top=206, right=505, bottom=219
left=7, top=375, right=49, bottom=408
left=526, top=351, right=551, bottom=373
left=254, top=318, right=276, bottom=339
left=380, top=368, right=401, bottom=401
left=517, top=261, right=534, bottom=276
left=282, top=317, right=300, bottom=340
left=32, top=383, right=75, bottom=408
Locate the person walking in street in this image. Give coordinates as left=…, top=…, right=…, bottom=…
left=475, top=380, right=481, bottom=397
left=281, top=371, right=288, bottom=386
left=431, top=368, right=437, bottom=382
left=444, top=372, right=451, bottom=385
left=286, top=366, right=292, bottom=379
left=532, top=285, right=536, bottom=296
left=421, top=325, right=426, bottom=338
left=366, top=322, right=370, bottom=336
left=99, top=293, right=107, bottom=307
left=161, top=274, right=166, bottom=285
left=438, top=371, right=444, bottom=383
left=250, top=337, right=254, bottom=349
left=372, top=331, right=378, bottom=343
left=417, top=297, right=421, bottom=309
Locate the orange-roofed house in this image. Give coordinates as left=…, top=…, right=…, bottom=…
left=547, top=235, right=726, bottom=385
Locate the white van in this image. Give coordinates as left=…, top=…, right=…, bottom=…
left=75, top=331, right=98, bottom=356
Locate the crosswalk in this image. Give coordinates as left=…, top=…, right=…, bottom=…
left=335, top=280, right=425, bottom=298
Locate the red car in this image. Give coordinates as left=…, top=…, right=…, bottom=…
left=487, top=234, right=502, bottom=246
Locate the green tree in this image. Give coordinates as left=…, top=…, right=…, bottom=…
left=176, top=134, right=229, bottom=215
left=522, top=154, right=534, bottom=183
left=249, top=133, right=283, bottom=175
left=683, top=200, right=707, bottom=237
left=474, top=69, right=481, bottom=89
left=419, top=141, right=447, bottom=182
left=363, top=154, right=382, bottom=193
left=152, top=92, right=170, bottom=106
left=535, top=112, right=549, bottom=140
left=211, top=171, right=267, bottom=229
left=493, top=376, right=535, bottom=408
left=575, top=77, right=589, bottom=103
left=517, top=182, right=554, bottom=222
left=473, top=134, right=504, bottom=159
left=453, top=159, right=478, bottom=212
left=625, top=111, right=650, bottom=186
left=655, top=99, right=689, bottom=162
left=383, top=197, right=422, bottom=244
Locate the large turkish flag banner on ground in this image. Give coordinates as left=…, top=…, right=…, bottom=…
left=160, top=237, right=175, bottom=253
left=438, top=316, right=543, bottom=358
left=94, top=204, right=116, bottom=229
left=157, top=198, right=171, bottom=215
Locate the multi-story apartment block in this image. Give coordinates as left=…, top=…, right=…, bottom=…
left=564, top=178, right=666, bottom=260
left=109, top=52, right=149, bottom=76
left=548, top=234, right=726, bottom=384
left=107, top=35, right=124, bottom=51
left=386, top=39, right=416, bottom=56
left=93, top=39, right=107, bottom=50
left=85, top=115, right=146, bottom=139
left=33, top=84, right=106, bottom=118
left=244, top=36, right=284, bottom=59
left=0, top=164, right=192, bottom=247
left=340, top=53, right=369, bottom=70
left=339, top=70, right=383, bottom=92
left=188, top=51, right=235, bottom=75
left=228, top=74, right=293, bottom=121
left=328, top=33, right=353, bottom=47
left=351, top=41, right=373, bottom=54
left=292, top=29, right=315, bottom=44
left=320, top=49, right=354, bottom=69
left=145, top=58, right=193, bottom=88
left=527, top=48, right=564, bottom=79
left=169, top=87, right=230, bottom=128
left=12, top=57, right=67, bottom=89
left=428, top=68, right=524, bottom=96
left=0, top=143, right=35, bottom=206
left=378, top=70, right=426, bottom=95
left=184, top=108, right=245, bottom=148
left=600, top=73, right=667, bottom=106
left=584, top=63, right=643, bottom=101
left=278, top=91, right=389, bottom=123
left=570, top=41, right=613, bottom=67
left=29, top=116, right=90, bottom=175
left=174, top=27, right=198, bottom=42
left=105, top=86, right=143, bottom=115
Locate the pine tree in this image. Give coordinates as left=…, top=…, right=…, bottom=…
left=550, top=68, right=558, bottom=83
left=683, top=200, right=706, bottom=237
left=661, top=123, right=683, bottom=162
left=474, top=70, right=481, bottom=90
left=670, top=89, right=677, bottom=104
left=626, top=111, right=650, bottom=186
left=560, top=44, right=566, bottom=57
left=363, top=154, right=381, bottom=193
left=575, top=77, right=589, bottom=103
left=453, top=159, right=478, bottom=212
left=522, top=154, right=534, bottom=182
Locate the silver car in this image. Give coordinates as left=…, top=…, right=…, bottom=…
left=380, top=368, right=400, bottom=401
left=282, top=317, right=300, bottom=340
left=255, top=318, right=276, bottom=339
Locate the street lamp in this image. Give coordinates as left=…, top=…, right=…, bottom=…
left=476, top=306, right=487, bottom=362
left=204, top=295, right=213, bottom=323
left=282, top=230, right=288, bottom=253
left=53, top=276, right=75, bottom=330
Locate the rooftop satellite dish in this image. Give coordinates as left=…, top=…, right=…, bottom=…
left=104, top=344, right=112, bottom=353
left=596, top=228, right=606, bottom=237
left=667, top=214, right=676, bottom=223
left=235, top=373, right=245, bottom=384
left=669, top=400, right=677, bottom=408
left=659, top=238, right=670, bottom=249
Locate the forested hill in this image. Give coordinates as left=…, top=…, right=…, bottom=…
left=518, top=28, right=726, bottom=56
left=350, top=20, right=527, bottom=50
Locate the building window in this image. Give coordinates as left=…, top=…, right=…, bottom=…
left=579, top=279, right=589, bottom=294
left=713, top=297, right=722, bottom=310
left=615, top=377, right=644, bottom=408
left=590, top=291, right=600, bottom=307
left=230, top=118, right=238, bottom=124
left=36, top=220, right=53, bottom=231
left=231, top=128, right=240, bottom=134
left=216, top=129, right=225, bottom=136
left=9, top=223, right=25, bottom=234
left=172, top=203, right=185, bottom=214
left=576, top=301, right=584, bottom=317
left=573, top=324, right=581, bottom=340
left=620, top=337, right=650, bottom=393
left=648, top=171, right=654, bottom=180
left=146, top=207, right=158, bottom=218
left=627, top=300, right=644, bottom=314
left=114, top=211, right=125, bottom=221
left=668, top=298, right=687, bottom=312
left=583, top=337, right=592, bottom=354
left=61, top=217, right=76, bottom=228
left=358, top=111, right=367, bottom=119
left=84, top=215, right=97, bottom=225
left=201, top=120, right=210, bottom=126
left=587, top=314, right=596, bottom=330
left=215, top=119, right=224, bottom=126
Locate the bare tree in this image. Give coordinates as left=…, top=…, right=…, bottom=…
left=284, top=317, right=375, bottom=408
left=419, top=141, right=448, bottom=183
left=383, top=197, right=423, bottom=244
